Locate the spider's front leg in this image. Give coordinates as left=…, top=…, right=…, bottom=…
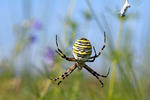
left=88, top=32, right=106, bottom=59
left=50, top=63, right=77, bottom=85
left=56, top=35, right=76, bottom=62
left=87, top=46, right=97, bottom=62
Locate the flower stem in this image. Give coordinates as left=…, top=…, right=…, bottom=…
left=108, top=18, right=124, bottom=100
left=38, top=79, right=51, bottom=100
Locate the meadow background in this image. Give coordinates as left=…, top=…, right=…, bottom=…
left=0, top=0, right=150, bottom=100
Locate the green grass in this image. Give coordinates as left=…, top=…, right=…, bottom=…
left=0, top=1, right=150, bottom=100
left=0, top=60, right=149, bottom=100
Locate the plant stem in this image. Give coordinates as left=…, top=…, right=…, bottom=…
left=38, top=79, right=51, bottom=100
left=62, top=0, right=77, bottom=48
left=108, top=18, right=124, bottom=100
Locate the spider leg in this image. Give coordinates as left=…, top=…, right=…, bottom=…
left=87, top=46, right=97, bottom=62
left=56, top=35, right=76, bottom=62
left=97, top=67, right=110, bottom=78
left=89, top=32, right=106, bottom=59
left=50, top=63, right=77, bottom=85
left=83, top=64, right=109, bottom=87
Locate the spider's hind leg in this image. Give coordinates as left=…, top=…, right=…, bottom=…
left=50, top=64, right=77, bottom=85
left=83, top=64, right=109, bottom=87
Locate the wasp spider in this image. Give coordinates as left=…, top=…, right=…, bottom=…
left=50, top=32, right=110, bottom=87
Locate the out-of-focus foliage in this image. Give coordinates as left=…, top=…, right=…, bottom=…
left=0, top=0, right=150, bottom=100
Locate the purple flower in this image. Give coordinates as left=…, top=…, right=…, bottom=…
left=32, top=20, right=42, bottom=30
left=29, top=34, right=37, bottom=43
left=44, top=47, right=56, bottom=65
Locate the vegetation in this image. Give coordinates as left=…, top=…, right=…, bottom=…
left=0, top=0, right=149, bottom=100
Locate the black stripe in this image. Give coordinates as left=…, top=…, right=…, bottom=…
left=73, top=46, right=92, bottom=50
left=66, top=74, right=69, bottom=77
left=76, top=41, right=90, bottom=45
left=75, top=42, right=91, bottom=46
left=74, top=47, right=92, bottom=51
left=73, top=48, right=92, bottom=54
left=57, top=81, right=62, bottom=85
left=80, top=38, right=88, bottom=40
left=75, top=53, right=91, bottom=58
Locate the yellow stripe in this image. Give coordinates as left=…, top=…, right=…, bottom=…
left=74, top=43, right=92, bottom=48
left=76, top=39, right=89, bottom=43
left=72, top=49, right=91, bottom=55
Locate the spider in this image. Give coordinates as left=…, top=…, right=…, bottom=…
left=50, top=32, right=110, bottom=87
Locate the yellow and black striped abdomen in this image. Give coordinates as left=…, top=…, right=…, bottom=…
left=72, top=38, right=92, bottom=61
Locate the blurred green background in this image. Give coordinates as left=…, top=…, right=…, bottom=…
left=0, top=0, right=150, bottom=100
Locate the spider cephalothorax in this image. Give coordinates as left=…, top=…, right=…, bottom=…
left=50, top=32, right=109, bottom=87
